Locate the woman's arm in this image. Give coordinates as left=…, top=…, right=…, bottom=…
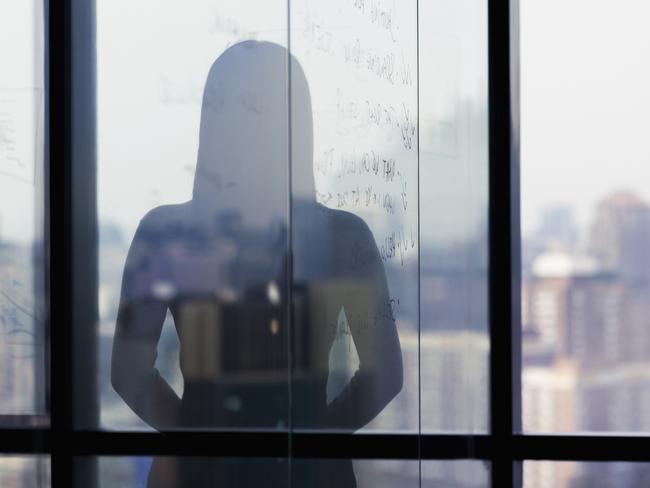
left=111, top=216, right=182, bottom=431
left=326, top=223, right=403, bottom=430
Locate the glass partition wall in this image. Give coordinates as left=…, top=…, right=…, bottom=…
left=13, top=0, right=637, bottom=487
left=0, top=0, right=47, bottom=426
left=0, top=0, right=49, bottom=486
left=89, top=0, right=489, bottom=485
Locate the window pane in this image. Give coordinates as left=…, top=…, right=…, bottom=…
left=95, top=458, right=490, bottom=487
left=422, top=460, right=490, bottom=487
left=0, top=456, right=50, bottom=488
left=95, top=457, right=488, bottom=487
left=95, top=0, right=489, bottom=440
left=522, top=0, right=650, bottom=432
left=0, top=0, right=47, bottom=421
left=419, top=0, right=489, bottom=432
left=97, top=1, right=289, bottom=431
left=525, top=462, right=650, bottom=488
left=288, top=0, right=417, bottom=432
left=352, top=460, right=419, bottom=487
left=96, top=457, right=289, bottom=487
left=97, top=0, right=419, bottom=433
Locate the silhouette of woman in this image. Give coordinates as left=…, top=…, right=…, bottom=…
left=111, top=41, right=402, bottom=487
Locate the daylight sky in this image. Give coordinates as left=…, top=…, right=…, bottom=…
left=521, top=0, right=650, bottom=236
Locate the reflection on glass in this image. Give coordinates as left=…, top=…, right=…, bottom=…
left=97, top=457, right=287, bottom=488
left=110, top=39, right=402, bottom=486
left=0, top=456, right=50, bottom=488
left=98, top=458, right=490, bottom=487
left=111, top=42, right=292, bottom=433
left=290, top=0, right=417, bottom=434
left=110, top=42, right=292, bottom=486
left=98, top=2, right=488, bottom=483
left=307, top=460, right=418, bottom=488
left=100, top=0, right=415, bottom=433
left=97, top=0, right=289, bottom=432
left=419, top=0, right=489, bottom=432
left=524, top=461, right=650, bottom=488
left=0, top=0, right=47, bottom=420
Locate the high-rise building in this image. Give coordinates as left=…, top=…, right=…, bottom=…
left=535, top=204, right=578, bottom=251
left=522, top=196, right=650, bottom=486
left=524, top=251, right=627, bottom=366
left=523, top=358, right=650, bottom=486
left=589, top=192, right=650, bottom=286
left=525, top=248, right=650, bottom=369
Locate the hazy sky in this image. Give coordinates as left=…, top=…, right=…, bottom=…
left=521, top=0, right=650, bottom=237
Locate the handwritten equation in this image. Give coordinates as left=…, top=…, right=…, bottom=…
left=0, top=88, right=41, bottom=184
left=293, top=0, right=418, bottom=324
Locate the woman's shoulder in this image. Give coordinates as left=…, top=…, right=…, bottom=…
left=140, top=202, right=191, bottom=226
left=298, top=202, right=371, bottom=237
left=296, top=204, right=381, bottom=276
left=326, top=208, right=374, bottom=245
left=133, top=202, right=193, bottom=245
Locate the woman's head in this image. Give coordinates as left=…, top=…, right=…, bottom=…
left=192, top=41, right=315, bottom=227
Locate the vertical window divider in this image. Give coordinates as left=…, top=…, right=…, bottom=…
left=49, top=0, right=73, bottom=485
left=50, top=0, right=98, bottom=486
left=488, top=0, right=521, bottom=486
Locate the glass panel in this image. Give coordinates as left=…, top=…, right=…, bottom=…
left=521, top=0, right=650, bottom=432
left=96, top=456, right=289, bottom=488
left=419, top=0, right=489, bottom=432
left=422, top=460, right=490, bottom=487
left=524, top=462, right=650, bottom=488
left=95, top=458, right=490, bottom=487
left=97, top=0, right=488, bottom=439
left=97, top=2, right=289, bottom=430
left=0, top=0, right=47, bottom=421
left=289, top=0, right=417, bottom=432
left=343, top=460, right=419, bottom=488
left=99, top=0, right=418, bottom=433
left=98, top=457, right=470, bottom=487
left=0, top=456, right=50, bottom=488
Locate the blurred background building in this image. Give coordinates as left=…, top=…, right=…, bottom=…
left=522, top=192, right=650, bottom=487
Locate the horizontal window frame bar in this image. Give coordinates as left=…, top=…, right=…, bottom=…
left=0, top=429, right=50, bottom=454
left=0, top=415, right=50, bottom=428
left=5, top=432, right=650, bottom=462
left=510, top=435, right=650, bottom=462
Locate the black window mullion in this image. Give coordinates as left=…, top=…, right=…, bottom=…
left=67, top=0, right=99, bottom=433
left=488, top=0, right=521, bottom=485
left=49, top=0, right=73, bottom=483
left=50, top=0, right=98, bottom=486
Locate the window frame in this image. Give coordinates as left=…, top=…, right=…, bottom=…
left=7, top=1, right=646, bottom=488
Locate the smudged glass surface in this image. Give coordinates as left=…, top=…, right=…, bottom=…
left=96, top=0, right=489, bottom=485
left=0, top=0, right=47, bottom=422
left=98, top=0, right=414, bottom=438
left=419, top=0, right=489, bottom=432
left=289, top=0, right=415, bottom=433
left=98, top=1, right=289, bottom=433
left=95, top=457, right=489, bottom=487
